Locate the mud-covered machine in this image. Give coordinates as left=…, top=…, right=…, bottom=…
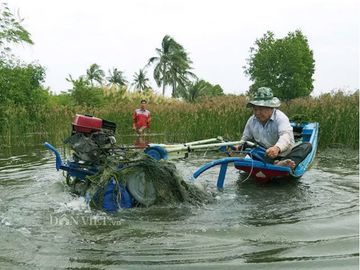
left=45, top=114, right=151, bottom=211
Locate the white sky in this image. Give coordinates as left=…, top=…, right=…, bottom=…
left=8, top=0, right=360, bottom=96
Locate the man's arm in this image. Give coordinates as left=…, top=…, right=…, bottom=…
left=232, top=118, right=253, bottom=151
left=269, top=112, right=294, bottom=157
left=240, top=117, right=253, bottom=142
left=274, top=113, right=294, bottom=153
left=274, top=131, right=293, bottom=153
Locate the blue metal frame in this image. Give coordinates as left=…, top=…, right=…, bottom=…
left=144, top=145, right=169, bottom=160
left=44, top=142, right=133, bottom=210
left=44, top=142, right=97, bottom=178
left=192, top=157, right=244, bottom=189
left=44, top=142, right=63, bottom=171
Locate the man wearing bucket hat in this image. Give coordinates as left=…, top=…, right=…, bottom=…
left=237, top=87, right=297, bottom=168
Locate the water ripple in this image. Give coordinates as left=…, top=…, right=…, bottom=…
left=0, top=146, right=358, bottom=269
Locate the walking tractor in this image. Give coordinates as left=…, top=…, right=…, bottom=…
left=45, top=114, right=213, bottom=212
left=45, top=114, right=138, bottom=211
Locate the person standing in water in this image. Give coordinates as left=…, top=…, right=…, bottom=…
left=132, top=99, right=151, bottom=135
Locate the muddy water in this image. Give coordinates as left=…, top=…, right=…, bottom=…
left=0, top=145, right=358, bottom=269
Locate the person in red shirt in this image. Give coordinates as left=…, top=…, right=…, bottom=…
left=132, top=99, right=151, bottom=135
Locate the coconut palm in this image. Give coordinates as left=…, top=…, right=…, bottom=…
left=132, top=69, right=150, bottom=92
left=106, top=68, right=128, bottom=88
left=148, top=35, right=195, bottom=96
left=86, top=63, right=105, bottom=86
left=178, top=80, right=207, bottom=103
left=66, top=74, right=89, bottom=89
left=168, top=63, right=197, bottom=98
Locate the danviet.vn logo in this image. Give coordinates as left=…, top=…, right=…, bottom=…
left=49, top=214, right=122, bottom=226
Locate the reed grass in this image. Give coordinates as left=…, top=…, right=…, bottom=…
left=0, top=91, right=358, bottom=149
left=282, top=91, right=359, bottom=148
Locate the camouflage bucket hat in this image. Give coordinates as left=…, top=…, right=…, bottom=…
left=247, top=87, right=281, bottom=108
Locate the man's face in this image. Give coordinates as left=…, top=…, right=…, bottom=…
left=252, top=106, right=273, bottom=124
left=140, top=102, right=147, bottom=110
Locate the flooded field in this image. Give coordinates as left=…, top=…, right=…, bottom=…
left=0, top=144, right=358, bottom=269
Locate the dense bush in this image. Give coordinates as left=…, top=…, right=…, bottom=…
left=0, top=62, right=48, bottom=107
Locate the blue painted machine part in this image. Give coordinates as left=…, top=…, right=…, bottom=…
left=217, top=163, right=228, bottom=189
left=144, top=145, right=169, bottom=161
left=101, top=178, right=133, bottom=212
left=44, top=142, right=98, bottom=179
left=120, top=186, right=134, bottom=208
left=45, top=142, right=134, bottom=210
left=248, top=149, right=266, bottom=164
left=44, top=142, right=63, bottom=170
left=192, top=157, right=244, bottom=189
left=101, top=178, right=119, bottom=212
left=62, top=162, right=97, bottom=179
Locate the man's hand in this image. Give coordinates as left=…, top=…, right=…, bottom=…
left=266, top=146, right=280, bottom=159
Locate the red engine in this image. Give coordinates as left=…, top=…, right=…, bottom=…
left=65, top=114, right=117, bottom=164
left=72, top=114, right=116, bottom=134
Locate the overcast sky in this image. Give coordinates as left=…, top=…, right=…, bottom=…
left=8, top=0, right=359, bottom=96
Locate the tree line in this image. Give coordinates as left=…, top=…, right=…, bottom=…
left=63, top=34, right=225, bottom=105
left=0, top=1, right=317, bottom=109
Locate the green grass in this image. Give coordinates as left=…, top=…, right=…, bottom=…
left=0, top=91, right=358, bottom=149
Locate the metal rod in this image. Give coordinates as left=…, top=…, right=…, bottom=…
left=147, top=137, right=224, bottom=149
left=184, top=136, right=224, bottom=146
left=165, top=140, right=247, bottom=153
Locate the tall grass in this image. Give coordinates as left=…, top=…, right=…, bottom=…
left=0, top=91, right=358, bottom=148
left=282, top=91, right=359, bottom=148
left=0, top=105, right=73, bottom=147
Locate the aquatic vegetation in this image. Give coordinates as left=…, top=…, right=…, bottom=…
left=78, top=152, right=213, bottom=211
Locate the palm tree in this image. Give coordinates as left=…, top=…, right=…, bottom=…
left=148, top=35, right=195, bottom=96
left=66, top=74, right=89, bottom=89
left=132, top=69, right=150, bottom=92
left=168, top=63, right=197, bottom=98
left=106, top=68, right=128, bottom=88
left=86, top=63, right=105, bottom=86
left=178, top=80, right=207, bottom=103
